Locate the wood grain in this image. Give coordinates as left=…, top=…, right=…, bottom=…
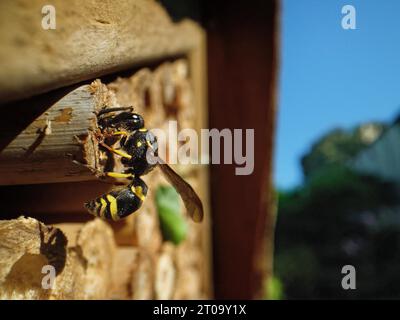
left=0, top=217, right=116, bottom=299
left=0, top=0, right=202, bottom=103
left=0, top=85, right=101, bottom=185
left=206, top=0, right=279, bottom=299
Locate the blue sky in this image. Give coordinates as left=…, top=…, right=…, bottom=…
left=275, top=0, right=400, bottom=189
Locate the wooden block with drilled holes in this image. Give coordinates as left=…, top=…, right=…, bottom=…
left=0, top=217, right=116, bottom=299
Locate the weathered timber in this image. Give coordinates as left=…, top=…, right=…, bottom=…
left=0, top=217, right=116, bottom=299
left=0, top=0, right=202, bottom=103
left=0, top=83, right=109, bottom=185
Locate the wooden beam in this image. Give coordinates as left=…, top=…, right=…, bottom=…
left=0, top=217, right=116, bottom=299
left=0, top=0, right=202, bottom=103
left=205, top=0, right=279, bottom=299
left=188, top=28, right=214, bottom=298
left=0, top=82, right=110, bottom=185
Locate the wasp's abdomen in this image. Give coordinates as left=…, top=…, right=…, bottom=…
left=85, top=181, right=147, bottom=221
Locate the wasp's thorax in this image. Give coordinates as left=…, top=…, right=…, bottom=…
left=122, top=129, right=159, bottom=176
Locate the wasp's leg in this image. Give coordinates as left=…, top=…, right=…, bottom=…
left=72, top=159, right=132, bottom=181
left=110, top=130, right=130, bottom=147
left=96, top=130, right=129, bottom=146
left=92, top=169, right=133, bottom=181
left=111, top=131, right=129, bottom=138
left=106, top=172, right=134, bottom=179
left=99, top=141, right=132, bottom=159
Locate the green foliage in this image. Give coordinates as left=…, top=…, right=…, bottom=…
left=155, top=186, right=188, bottom=245
left=274, top=164, right=400, bottom=299
left=275, top=119, right=400, bottom=299
left=265, top=276, right=285, bottom=300
left=274, top=247, right=319, bottom=298
left=301, top=123, right=387, bottom=179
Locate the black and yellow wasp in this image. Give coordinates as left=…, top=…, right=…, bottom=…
left=84, top=106, right=203, bottom=223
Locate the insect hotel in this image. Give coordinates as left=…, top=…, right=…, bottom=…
left=0, top=0, right=211, bottom=299
left=0, top=0, right=278, bottom=299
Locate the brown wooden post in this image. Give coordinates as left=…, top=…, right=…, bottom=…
left=205, top=0, right=279, bottom=299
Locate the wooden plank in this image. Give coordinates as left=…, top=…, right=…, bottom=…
left=0, top=80, right=126, bottom=185
left=0, top=84, right=103, bottom=185
left=205, top=0, right=279, bottom=299
left=0, top=0, right=202, bottom=103
left=0, top=217, right=116, bottom=299
left=188, top=29, right=213, bottom=298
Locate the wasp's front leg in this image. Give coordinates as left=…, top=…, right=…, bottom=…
left=95, top=126, right=130, bottom=148
left=72, top=157, right=133, bottom=181
left=98, top=141, right=132, bottom=159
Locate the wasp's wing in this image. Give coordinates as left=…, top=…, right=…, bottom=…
left=157, top=159, right=204, bottom=223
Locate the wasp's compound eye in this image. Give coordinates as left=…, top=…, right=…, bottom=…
left=131, top=113, right=144, bottom=129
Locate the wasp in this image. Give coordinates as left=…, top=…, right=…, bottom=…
left=84, top=106, right=203, bottom=223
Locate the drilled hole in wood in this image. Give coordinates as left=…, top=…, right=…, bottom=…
left=163, top=84, right=179, bottom=119
left=144, top=88, right=152, bottom=110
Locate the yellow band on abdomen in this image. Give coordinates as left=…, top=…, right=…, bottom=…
left=100, top=198, right=107, bottom=219
left=106, top=194, right=119, bottom=221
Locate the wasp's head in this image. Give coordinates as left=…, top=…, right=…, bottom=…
left=125, top=113, right=145, bottom=131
